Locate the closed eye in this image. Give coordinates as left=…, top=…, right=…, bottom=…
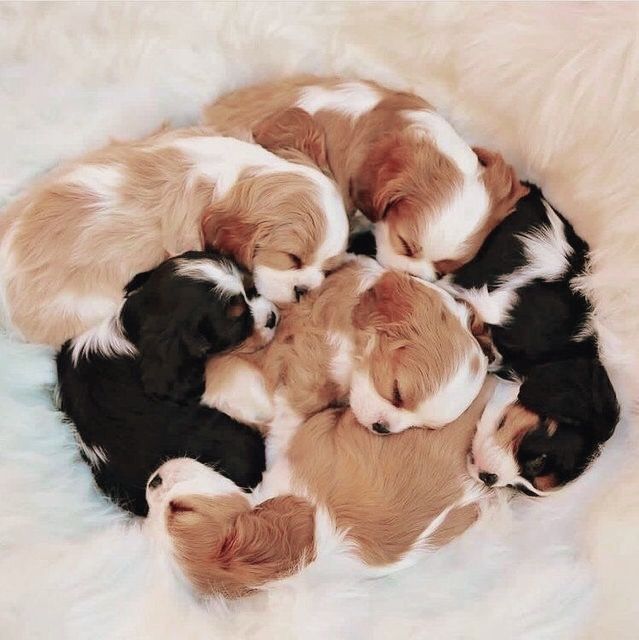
left=392, top=380, right=403, bottom=408
left=497, top=416, right=506, bottom=430
left=288, top=253, right=302, bottom=269
left=397, top=236, right=414, bottom=258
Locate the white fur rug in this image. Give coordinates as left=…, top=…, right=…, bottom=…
left=1, top=3, right=638, bottom=639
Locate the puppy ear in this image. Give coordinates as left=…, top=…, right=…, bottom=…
left=351, top=134, right=408, bottom=222
left=518, top=358, right=619, bottom=442
left=464, top=303, right=498, bottom=364
left=352, top=272, right=411, bottom=330
left=474, top=147, right=529, bottom=224
left=252, top=107, right=331, bottom=175
left=137, top=316, right=211, bottom=403
left=124, top=269, right=154, bottom=297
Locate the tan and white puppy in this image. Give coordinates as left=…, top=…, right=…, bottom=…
left=202, top=256, right=488, bottom=443
left=0, top=126, right=348, bottom=346
left=203, top=75, right=528, bottom=280
left=145, top=381, right=496, bottom=599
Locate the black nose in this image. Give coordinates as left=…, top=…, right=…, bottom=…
left=148, top=473, right=162, bottom=489
left=265, top=311, right=277, bottom=329
left=372, top=421, right=390, bottom=434
left=294, top=285, right=308, bottom=302
left=479, top=471, right=498, bottom=487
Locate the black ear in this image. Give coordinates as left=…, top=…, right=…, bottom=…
left=519, top=358, right=619, bottom=442
left=137, top=316, right=211, bottom=404
left=124, top=269, right=154, bottom=297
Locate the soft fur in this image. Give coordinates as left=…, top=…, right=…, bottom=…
left=441, top=185, right=620, bottom=492
left=202, top=256, right=488, bottom=437
left=203, top=75, right=528, bottom=281
left=1, top=4, right=638, bottom=639
left=56, top=251, right=275, bottom=515
left=0, top=127, right=348, bottom=346
left=144, top=381, right=496, bottom=599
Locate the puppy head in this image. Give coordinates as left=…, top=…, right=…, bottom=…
left=203, top=165, right=349, bottom=306
left=145, top=458, right=315, bottom=598
left=469, top=360, right=620, bottom=494
left=352, top=130, right=528, bottom=280
left=349, top=264, right=488, bottom=433
left=121, top=250, right=279, bottom=403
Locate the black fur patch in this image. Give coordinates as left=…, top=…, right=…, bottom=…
left=57, top=250, right=265, bottom=516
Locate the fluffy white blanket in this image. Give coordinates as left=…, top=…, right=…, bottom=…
left=1, top=3, right=638, bottom=638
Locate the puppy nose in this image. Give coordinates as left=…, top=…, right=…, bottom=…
left=294, top=286, right=308, bottom=302
left=148, top=473, right=162, bottom=489
left=478, top=471, right=498, bottom=487
left=372, top=421, right=390, bottom=434
left=265, top=310, right=278, bottom=329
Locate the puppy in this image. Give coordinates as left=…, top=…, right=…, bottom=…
left=144, top=381, right=496, bottom=599
left=203, top=75, right=528, bottom=280
left=441, top=185, right=620, bottom=491
left=442, top=183, right=596, bottom=376
left=56, top=251, right=277, bottom=516
left=467, top=360, right=619, bottom=495
left=202, top=256, right=488, bottom=441
left=0, top=126, right=348, bottom=346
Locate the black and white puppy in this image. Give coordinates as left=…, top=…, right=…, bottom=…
left=467, top=359, right=618, bottom=495
left=442, top=185, right=619, bottom=493
left=56, top=250, right=278, bottom=516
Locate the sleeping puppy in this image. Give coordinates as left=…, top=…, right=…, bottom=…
left=440, top=184, right=620, bottom=492
left=202, top=256, right=489, bottom=443
left=1, top=125, right=348, bottom=346
left=56, top=251, right=277, bottom=516
left=202, top=75, right=529, bottom=281
left=442, top=183, right=596, bottom=376
left=467, top=360, right=619, bottom=495
left=144, top=352, right=497, bottom=599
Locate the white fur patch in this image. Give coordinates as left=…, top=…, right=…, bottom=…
left=354, top=254, right=386, bottom=294
left=405, top=109, right=479, bottom=175
left=70, top=306, right=136, bottom=365
left=65, top=164, right=123, bottom=205
left=173, top=257, right=244, bottom=297
left=297, top=82, right=381, bottom=118
left=326, top=332, right=354, bottom=389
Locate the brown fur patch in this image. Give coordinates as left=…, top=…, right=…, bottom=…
left=168, top=493, right=315, bottom=598
left=495, top=402, right=541, bottom=452
left=289, top=381, right=494, bottom=564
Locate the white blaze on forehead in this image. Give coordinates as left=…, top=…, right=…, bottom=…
left=174, top=258, right=244, bottom=297
left=470, top=378, right=522, bottom=486
left=297, top=82, right=382, bottom=118
left=404, top=109, right=478, bottom=175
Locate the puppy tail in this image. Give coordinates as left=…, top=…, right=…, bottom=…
left=167, top=492, right=316, bottom=598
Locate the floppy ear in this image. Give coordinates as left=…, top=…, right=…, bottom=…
left=474, top=147, right=529, bottom=223
left=137, top=315, right=211, bottom=403
left=351, top=134, right=408, bottom=222
left=352, top=272, right=411, bottom=331
left=518, top=358, right=619, bottom=442
left=252, top=107, right=331, bottom=175
left=463, top=302, right=498, bottom=364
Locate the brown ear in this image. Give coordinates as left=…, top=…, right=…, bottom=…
left=168, top=493, right=315, bottom=598
left=201, top=209, right=256, bottom=268
left=352, top=272, right=412, bottom=330
left=460, top=299, right=498, bottom=364
left=252, top=107, right=331, bottom=175
left=351, top=134, right=408, bottom=222
left=474, top=147, right=529, bottom=223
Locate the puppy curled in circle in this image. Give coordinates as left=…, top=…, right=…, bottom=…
left=467, top=359, right=619, bottom=495
left=56, top=250, right=277, bottom=516
left=203, top=256, right=489, bottom=443
left=0, top=125, right=348, bottom=347
left=144, top=381, right=496, bottom=599
left=202, top=75, right=529, bottom=281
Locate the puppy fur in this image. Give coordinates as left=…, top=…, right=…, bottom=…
left=56, top=251, right=277, bottom=515
left=145, top=381, right=495, bottom=599
left=442, top=185, right=620, bottom=492
left=0, top=125, right=348, bottom=346
left=203, top=75, right=528, bottom=280
left=202, top=256, right=488, bottom=438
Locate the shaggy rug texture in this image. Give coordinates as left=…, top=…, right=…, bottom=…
left=1, top=3, right=638, bottom=639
